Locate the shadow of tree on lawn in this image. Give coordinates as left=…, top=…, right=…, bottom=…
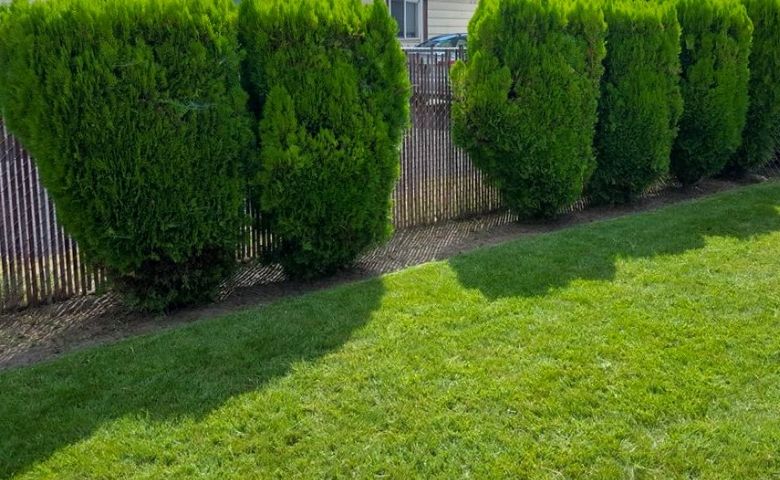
left=449, top=184, right=780, bottom=300
left=0, top=279, right=385, bottom=478
left=2, top=184, right=779, bottom=478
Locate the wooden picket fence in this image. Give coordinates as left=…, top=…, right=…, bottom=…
left=0, top=48, right=502, bottom=311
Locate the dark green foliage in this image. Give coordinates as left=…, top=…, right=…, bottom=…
left=672, top=0, right=752, bottom=185
left=452, top=0, right=606, bottom=218
left=239, top=0, right=410, bottom=278
left=589, top=1, right=683, bottom=204
left=728, top=0, right=780, bottom=173
left=0, top=0, right=253, bottom=311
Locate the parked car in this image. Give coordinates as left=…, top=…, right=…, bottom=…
left=417, top=34, right=467, bottom=49
left=406, top=34, right=467, bottom=105
left=414, top=34, right=467, bottom=64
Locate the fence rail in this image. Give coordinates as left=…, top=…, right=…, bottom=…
left=0, top=48, right=501, bottom=311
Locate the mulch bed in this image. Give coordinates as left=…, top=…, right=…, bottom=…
left=0, top=176, right=771, bottom=371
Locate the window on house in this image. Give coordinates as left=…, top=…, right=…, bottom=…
left=389, top=0, right=421, bottom=40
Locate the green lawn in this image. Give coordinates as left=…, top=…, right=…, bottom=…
left=2, top=182, right=780, bottom=479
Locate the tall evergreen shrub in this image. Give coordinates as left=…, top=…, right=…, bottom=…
left=239, top=0, right=410, bottom=278
left=0, top=0, right=252, bottom=311
left=589, top=1, right=683, bottom=204
left=452, top=0, right=606, bottom=218
left=672, top=0, right=752, bottom=185
left=727, top=0, right=780, bottom=173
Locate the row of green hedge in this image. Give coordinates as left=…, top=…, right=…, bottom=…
left=0, top=0, right=409, bottom=311
left=1, top=0, right=778, bottom=310
left=454, top=0, right=780, bottom=211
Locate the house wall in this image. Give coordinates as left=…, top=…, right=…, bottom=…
left=427, top=0, right=477, bottom=37
left=365, top=0, right=478, bottom=45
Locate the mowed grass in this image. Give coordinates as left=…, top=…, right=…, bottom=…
left=2, top=183, right=780, bottom=479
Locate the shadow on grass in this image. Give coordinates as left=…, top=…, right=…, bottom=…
left=2, top=184, right=779, bottom=477
left=449, top=183, right=780, bottom=299
left=0, top=279, right=385, bottom=478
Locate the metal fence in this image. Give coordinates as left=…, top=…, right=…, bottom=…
left=0, top=47, right=501, bottom=311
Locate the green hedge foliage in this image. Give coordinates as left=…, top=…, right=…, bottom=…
left=672, top=0, right=752, bottom=185
left=452, top=0, right=606, bottom=218
left=239, top=0, right=409, bottom=278
left=589, top=1, right=683, bottom=204
left=728, top=0, right=780, bottom=172
left=0, top=0, right=253, bottom=311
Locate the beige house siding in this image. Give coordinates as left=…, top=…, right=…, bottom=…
left=367, top=0, right=477, bottom=45
left=427, top=0, right=477, bottom=37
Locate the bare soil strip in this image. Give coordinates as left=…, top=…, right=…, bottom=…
left=0, top=177, right=769, bottom=371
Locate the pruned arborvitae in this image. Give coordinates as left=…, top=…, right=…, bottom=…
left=672, top=0, right=752, bottom=185
left=239, top=0, right=410, bottom=278
left=727, top=0, right=780, bottom=173
left=589, top=1, right=683, bottom=204
left=452, top=0, right=606, bottom=218
left=0, top=0, right=253, bottom=310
